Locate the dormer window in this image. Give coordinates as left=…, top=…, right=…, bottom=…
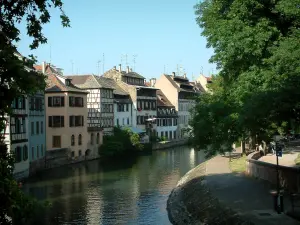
left=65, top=79, right=71, bottom=86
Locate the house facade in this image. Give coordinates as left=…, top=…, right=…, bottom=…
left=34, top=62, right=103, bottom=165
left=196, top=74, right=212, bottom=92
left=28, top=91, right=46, bottom=175
left=103, top=64, right=157, bottom=135
left=156, top=90, right=178, bottom=140
left=154, top=72, right=198, bottom=138
left=66, top=75, right=114, bottom=135
left=3, top=95, right=30, bottom=179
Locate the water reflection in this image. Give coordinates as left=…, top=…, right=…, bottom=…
left=23, top=146, right=205, bottom=225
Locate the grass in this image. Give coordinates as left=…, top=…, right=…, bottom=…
left=229, top=155, right=247, bottom=173
left=295, top=153, right=300, bottom=166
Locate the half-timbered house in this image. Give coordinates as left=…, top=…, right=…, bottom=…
left=66, top=75, right=114, bottom=135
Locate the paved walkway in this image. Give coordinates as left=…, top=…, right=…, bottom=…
left=205, top=155, right=300, bottom=225
left=259, top=152, right=299, bottom=167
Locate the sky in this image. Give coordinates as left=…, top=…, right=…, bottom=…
left=16, top=0, right=216, bottom=81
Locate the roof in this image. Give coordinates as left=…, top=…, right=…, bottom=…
left=66, top=75, right=113, bottom=90
left=96, top=76, right=128, bottom=95
left=121, top=71, right=145, bottom=79
left=157, top=90, right=174, bottom=107
left=45, top=73, right=88, bottom=93
left=205, top=76, right=212, bottom=81
left=190, top=82, right=206, bottom=93
left=164, top=74, right=199, bottom=93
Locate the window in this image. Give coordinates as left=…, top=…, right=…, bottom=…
left=69, top=96, right=84, bottom=107
left=52, top=136, right=61, bottom=148
left=49, top=116, right=64, bottom=127
left=36, top=121, right=39, bottom=134
left=41, top=145, right=43, bottom=157
left=79, top=150, right=82, bottom=156
left=127, top=118, right=129, bottom=125
left=91, top=133, right=94, bottom=145
left=23, top=145, right=28, bottom=161
left=48, top=96, right=65, bottom=107
left=31, top=122, right=34, bottom=135
left=169, top=131, right=172, bottom=139
left=32, top=147, right=35, bottom=160
left=117, top=119, right=119, bottom=126
left=78, top=134, right=82, bottom=145
left=41, top=121, right=44, bottom=134
left=122, top=118, right=124, bottom=125
left=37, top=146, right=39, bottom=158
left=174, top=131, right=176, bottom=139
left=96, top=133, right=100, bottom=144
left=71, top=151, right=75, bottom=158
left=165, top=131, right=168, bottom=138
left=71, top=135, right=75, bottom=146
left=15, top=146, right=22, bottom=163
left=161, top=131, right=163, bottom=137
left=157, top=119, right=160, bottom=126
left=126, top=104, right=129, bottom=111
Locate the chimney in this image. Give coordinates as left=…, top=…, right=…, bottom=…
left=150, top=78, right=156, bottom=87
left=172, top=72, right=175, bottom=77
left=126, top=66, right=130, bottom=73
left=183, top=73, right=187, bottom=78
left=118, top=64, right=122, bottom=72
left=130, top=68, right=133, bottom=72
left=42, top=61, right=46, bottom=74
left=113, top=66, right=116, bottom=70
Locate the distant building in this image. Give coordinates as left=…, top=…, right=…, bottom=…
left=156, top=90, right=178, bottom=140
left=66, top=75, right=114, bottom=135
left=28, top=90, right=46, bottom=175
left=3, top=95, right=30, bottom=179
left=103, top=64, right=158, bottom=136
left=154, top=72, right=199, bottom=138
left=36, top=62, right=102, bottom=164
left=196, top=74, right=212, bottom=92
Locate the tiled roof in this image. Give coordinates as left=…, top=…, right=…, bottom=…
left=145, top=82, right=151, bottom=87
left=96, top=76, right=128, bottom=96
left=157, top=90, right=174, bottom=107
left=45, top=74, right=88, bottom=93
left=205, top=76, right=212, bottom=81
left=190, top=82, right=206, bottom=93
left=66, top=75, right=113, bottom=89
left=121, top=71, right=145, bottom=79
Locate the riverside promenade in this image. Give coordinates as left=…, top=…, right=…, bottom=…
left=167, top=155, right=300, bottom=225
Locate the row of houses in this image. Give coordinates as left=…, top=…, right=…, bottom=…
left=3, top=62, right=212, bottom=179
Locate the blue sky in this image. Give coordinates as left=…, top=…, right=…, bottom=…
left=17, top=0, right=216, bottom=81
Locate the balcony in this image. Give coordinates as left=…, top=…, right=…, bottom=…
left=87, top=127, right=103, bottom=132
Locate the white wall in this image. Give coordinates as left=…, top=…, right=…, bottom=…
left=114, top=103, right=132, bottom=127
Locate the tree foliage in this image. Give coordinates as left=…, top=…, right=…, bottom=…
left=192, top=0, right=300, bottom=155
left=0, top=1, right=69, bottom=224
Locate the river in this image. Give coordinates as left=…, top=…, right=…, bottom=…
left=23, top=146, right=205, bottom=225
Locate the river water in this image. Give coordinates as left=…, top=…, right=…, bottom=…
left=23, top=146, right=205, bottom=225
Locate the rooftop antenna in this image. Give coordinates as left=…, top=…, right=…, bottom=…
left=121, top=54, right=128, bottom=67
left=71, top=60, right=74, bottom=75
left=200, top=66, right=203, bottom=75
left=97, top=60, right=101, bottom=76
left=49, top=44, right=52, bottom=64
left=132, top=54, right=137, bottom=71
left=102, top=53, right=105, bottom=74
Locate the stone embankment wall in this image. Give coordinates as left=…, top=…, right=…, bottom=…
left=167, top=160, right=250, bottom=225
left=246, top=153, right=300, bottom=193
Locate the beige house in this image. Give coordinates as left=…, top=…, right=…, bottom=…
left=36, top=63, right=103, bottom=162
left=154, top=72, right=199, bottom=138
left=196, top=74, right=212, bottom=92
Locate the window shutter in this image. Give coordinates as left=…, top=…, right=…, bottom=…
left=61, top=116, right=64, bottom=127
left=49, top=116, right=53, bottom=127
left=48, top=97, right=52, bottom=107
left=61, top=96, right=65, bottom=106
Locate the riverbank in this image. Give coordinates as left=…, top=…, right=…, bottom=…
left=167, top=155, right=300, bottom=225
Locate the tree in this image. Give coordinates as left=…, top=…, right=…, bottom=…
left=0, top=1, right=70, bottom=224
left=192, top=0, right=300, bottom=156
